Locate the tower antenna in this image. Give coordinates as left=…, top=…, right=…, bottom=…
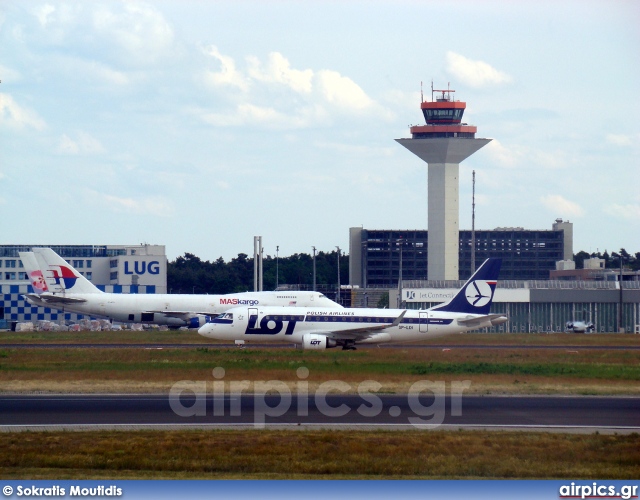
left=471, top=170, right=476, bottom=273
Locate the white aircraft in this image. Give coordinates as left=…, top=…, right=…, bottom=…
left=199, top=258, right=507, bottom=350
left=19, top=248, right=342, bottom=328
left=565, top=320, right=595, bottom=333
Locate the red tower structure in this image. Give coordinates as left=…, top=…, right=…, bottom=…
left=410, top=83, right=478, bottom=139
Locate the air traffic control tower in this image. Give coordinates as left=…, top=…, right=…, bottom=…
left=396, top=84, right=491, bottom=280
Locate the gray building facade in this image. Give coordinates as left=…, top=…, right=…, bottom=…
left=349, top=220, right=573, bottom=288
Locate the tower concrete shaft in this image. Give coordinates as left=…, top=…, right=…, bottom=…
left=396, top=139, right=490, bottom=280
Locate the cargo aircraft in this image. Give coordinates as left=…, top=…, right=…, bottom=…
left=19, top=248, right=341, bottom=328
left=199, top=258, right=507, bottom=350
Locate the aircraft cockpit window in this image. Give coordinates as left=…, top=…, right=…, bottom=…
left=216, top=313, right=233, bottom=320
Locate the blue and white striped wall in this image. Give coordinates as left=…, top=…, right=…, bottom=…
left=1, top=284, right=157, bottom=322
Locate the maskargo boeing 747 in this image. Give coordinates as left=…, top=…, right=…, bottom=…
left=199, top=258, right=507, bottom=350
left=19, top=248, right=342, bottom=328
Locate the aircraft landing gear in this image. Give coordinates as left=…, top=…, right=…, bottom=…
left=341, top=341, right=357, bottom=351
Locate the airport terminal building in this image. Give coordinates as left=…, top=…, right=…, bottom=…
left=347, top=220, right=640, bottom=333
left=385, top=280, right=640, bottom=334
left=349, top=219, right=573, bottom=287
left=0, top=244, right=166, bottom=324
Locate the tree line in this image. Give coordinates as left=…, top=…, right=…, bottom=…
left=167, top=250, right=349, bottom=295
left=573, top=248, right=640, bottom=271
left=167, top=247, right=639, bottom=294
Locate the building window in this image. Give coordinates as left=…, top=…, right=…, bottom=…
left=73, top=260, right=84, bottom=268
left=5, top=260, right=16, bottom=268
left=110, top=260, right=118, bottom=268
left=5, top=272, right=16, bottom=280
left=86, top=272, right=92, bottom=280
left=19, top=272, right=27, bottom=280
left=110, top=272, right=118, bottom=280
left=86, top=260, right=92, bottom=269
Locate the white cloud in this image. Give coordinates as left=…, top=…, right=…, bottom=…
left=90, top=190, right=174, bottom=216
left=604, top=203, right=640, bottom=220
left=486, top=139, right=521, bottom=168
left=247, top=52, right=313, bottom=94
left=605, top=133, right=633, bottom=146
left=58, top=57, right=131, bottom=86
left=199, top=103, right=314, bottom=129
left=34, top=4, right=56, bottom=26
left=315, top=70, right=373, bottom=111
left=0, top=93, right=46, bottom=130
left=540, top=194, right=585, bottom=217
left=203, top=45, right=249, bottom=91
left=86, top=61, right=130, bottom=86
left=200, top=48, right=386, bottom=125
left=92, top=3, right=174, bottom=63
left=57, top=132, right=105, bottom=155
left=446, top=52, right=513, bottom=88
left=486, top=140, right=572, bottom=170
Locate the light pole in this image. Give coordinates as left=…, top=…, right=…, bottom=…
left=397, top=238, right=403, bottom=308
left=312, top=246, right=316, bottom=291
left=276, top=245, right=279, bottom=290
left=336, top=246, right=341, bottom=305
left=618, top=253, right=624, bottom=333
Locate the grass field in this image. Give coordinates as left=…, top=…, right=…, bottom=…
left=2, top=330, right=639, bottom=346
left=1, top=332, right=639, bottom=480
left=1, top=429, right=638, bottom=479
left=0, top=332, right=638, bottom=395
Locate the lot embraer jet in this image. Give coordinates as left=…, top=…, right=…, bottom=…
left=199, top=258, right=507, bottom=350
left=19, top=248, right=342, bottom=328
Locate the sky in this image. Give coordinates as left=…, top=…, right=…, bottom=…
left=1, top=0, right=639, bottom=262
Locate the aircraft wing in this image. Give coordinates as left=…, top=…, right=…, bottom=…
left=24, top=293, right=87, bottom=304
left=308, top=310, right=407, bottom=340
left=147, top=310, right=212, bottom=319
left=456, top=314, right=507, bottom=329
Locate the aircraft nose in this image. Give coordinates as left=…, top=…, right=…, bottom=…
left=197, top=324, right=211, bottom=336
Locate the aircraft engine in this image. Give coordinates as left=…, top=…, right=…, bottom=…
left=302, top=333, right=337, bottom=350
left=188, top=315, right=211, bottom=329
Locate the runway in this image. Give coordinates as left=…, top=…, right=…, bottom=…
left=1, top=394, right=638, bottom=433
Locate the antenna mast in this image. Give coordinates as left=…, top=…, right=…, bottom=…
left=471, top=170, right=476, bottom=273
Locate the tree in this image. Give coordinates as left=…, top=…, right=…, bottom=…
left=573, top=251, right=590, bottom=269
left=167, top=249, right=350, bottom=294
left=377, top=292, right=389, bottom=309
